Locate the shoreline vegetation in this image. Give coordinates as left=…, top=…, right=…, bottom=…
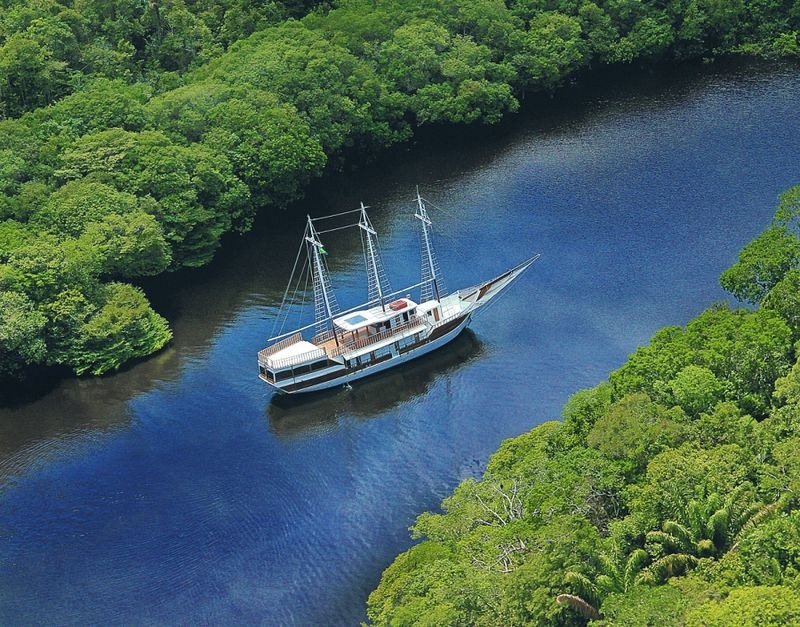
left=1, top=1, right=799, bottom=384
left=367, top=185, right=800, bottom=625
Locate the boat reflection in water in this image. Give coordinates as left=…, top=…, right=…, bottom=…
left=266, top=329, right=484, bottom=439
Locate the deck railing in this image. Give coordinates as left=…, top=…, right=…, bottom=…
left=312, top=329, right=336, bottom=345
left=432, top=310, right=466, bottom=329
left=330, top=315, right=425, bottom=357
left=258, top=332, right=303, bottom=364
left=267, top=347, right=327, bottom=371
left=260, top=311, right=451, bottom=370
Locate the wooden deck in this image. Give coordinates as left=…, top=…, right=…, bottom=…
left=316, top=316, right=426, bottom=357
left=316, top=325, right=382, bottom=355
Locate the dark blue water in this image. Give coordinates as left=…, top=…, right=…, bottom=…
left=1, top=61, right=799, bottom=625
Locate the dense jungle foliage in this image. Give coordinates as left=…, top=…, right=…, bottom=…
left=1, top=0, right=799, bottom=378
left=367, top=185, right=800, bottom=625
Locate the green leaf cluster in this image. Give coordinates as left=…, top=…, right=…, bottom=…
left=1, top=1, right=799, bottom=379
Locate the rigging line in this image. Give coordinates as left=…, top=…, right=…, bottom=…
left=297, top=258, right=311, bottom=333
left=417, top=195, right=452, bottom=215
left=309, top=208, right=363, bottom=221
left=315, top=222, right=360, bottom=234
left=270, top=226, right=307, bottom=339
left=273, top=258, right=299, bottom=333
left=275, top=255, right=307, bottom=338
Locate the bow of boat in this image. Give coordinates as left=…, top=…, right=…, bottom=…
left=457, top=254, right=540, bottom=312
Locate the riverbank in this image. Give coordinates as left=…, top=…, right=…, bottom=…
left=368, top=184, right=800, bottom=624
left=1, top=0, right=798, bottom=383
left=1, top=61, right=798, bottom=624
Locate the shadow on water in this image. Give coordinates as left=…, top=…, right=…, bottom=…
left=267, top=329, right=484, bottom=439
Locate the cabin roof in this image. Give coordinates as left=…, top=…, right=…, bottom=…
left=266, top=340, right=324, bottom=368
left=416, top=299, right=440, bottom=314
left=333, top=298, right=417, bottom=331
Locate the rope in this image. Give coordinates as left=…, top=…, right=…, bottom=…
left=309, top=208, right=362, bottom=221
left=275, top=256, right=309, bottom=338
left=316, top=222, right=360, bottom=234
left=270, top=226, right=307, bottom=339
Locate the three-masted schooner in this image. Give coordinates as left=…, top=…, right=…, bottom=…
left=258, top=192, right=538, bottom=395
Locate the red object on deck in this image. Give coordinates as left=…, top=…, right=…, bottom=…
left=388, top=299, right=407, bottom=311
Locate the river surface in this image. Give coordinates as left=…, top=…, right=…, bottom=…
left=1, top=60, right=799, bottom=625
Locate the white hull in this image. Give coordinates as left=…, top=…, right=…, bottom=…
left=292, top=314, right=471, bottom=393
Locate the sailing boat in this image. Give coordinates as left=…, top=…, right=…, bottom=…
left=258, top=192, right=539, bottom=395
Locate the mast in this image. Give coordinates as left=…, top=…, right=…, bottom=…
left=305, top=215, right=340, bottom=344
left=415, top=189, right=445, bottom=303
left=358, top=202, right=391, bottom=311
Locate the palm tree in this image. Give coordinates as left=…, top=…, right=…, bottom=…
left=643, top=484, right=756, bottom=582
left=730, top=491, right=794, bottom=551
left=556, top=549, right=649, bottom=620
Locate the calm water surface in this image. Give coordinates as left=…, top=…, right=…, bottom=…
left=1, top=61, right=799, bottom=625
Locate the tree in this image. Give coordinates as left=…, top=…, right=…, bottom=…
left=642, top=486, right=758, bottom=582
left=0, top=33, right=70, bottom=116
left=773, top=184, right=800, bottom=228
left=668, top=365, right=724, bottom=417
left=377, top=21, right=451, bottom=94
left=57, top=128, right=251, bottom=268
left=685, top=586, right=800, bottom=626
left=557, top=382, right=613, bottom=446
left=4, top=234, right=99, bottom=303
left=720, top=226, right=800, bottom=304
left=513, top=11, right=588, bottom=91
left=31, top=179, right=140, bottom=236
left=0, top=220, right=31, bottom=260
left=611, top=306, right=793, bottom=418
left=33, top=78, right=151, bottom=137
left=587, top=393, right=687, bottom=472
left=203, top=92, right=326, bottom=204
left=612, top=16, right=675, bottom=63
left=79, top=211, right=172, bottom=278
left=0, top=289, right=47, bottom=375
left=629, top=444, right=753, bottom=529
left=65, top=282, right=172, bottom=375
left=763, top=268, right=800, bottom=336
left=197, top=22, right=407, bottom=154
left=558, top=548, right=649, bottom=618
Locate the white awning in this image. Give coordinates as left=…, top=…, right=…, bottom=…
left=266, top=340, right=324, bottom=368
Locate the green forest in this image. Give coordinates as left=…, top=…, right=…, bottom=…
left=1, top=0, right=799, bottom=380
left=367, top=185, right=800, bottom=625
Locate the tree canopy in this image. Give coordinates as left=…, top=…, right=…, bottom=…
left=1, top=1, right=798, bottom=379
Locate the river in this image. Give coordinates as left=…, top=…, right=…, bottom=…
left=1, top=60, right=799, bottom=625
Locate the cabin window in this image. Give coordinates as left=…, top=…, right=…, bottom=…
left=275, top=369, right=292, bottom=381
left=309, top=359, right=333, bottom=372
left=402, top=312, right=409, bottom=322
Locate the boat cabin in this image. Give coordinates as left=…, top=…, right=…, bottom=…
left=416, top=299, right=443, bottom=323
left=333, top=298, right=418, bottom=341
